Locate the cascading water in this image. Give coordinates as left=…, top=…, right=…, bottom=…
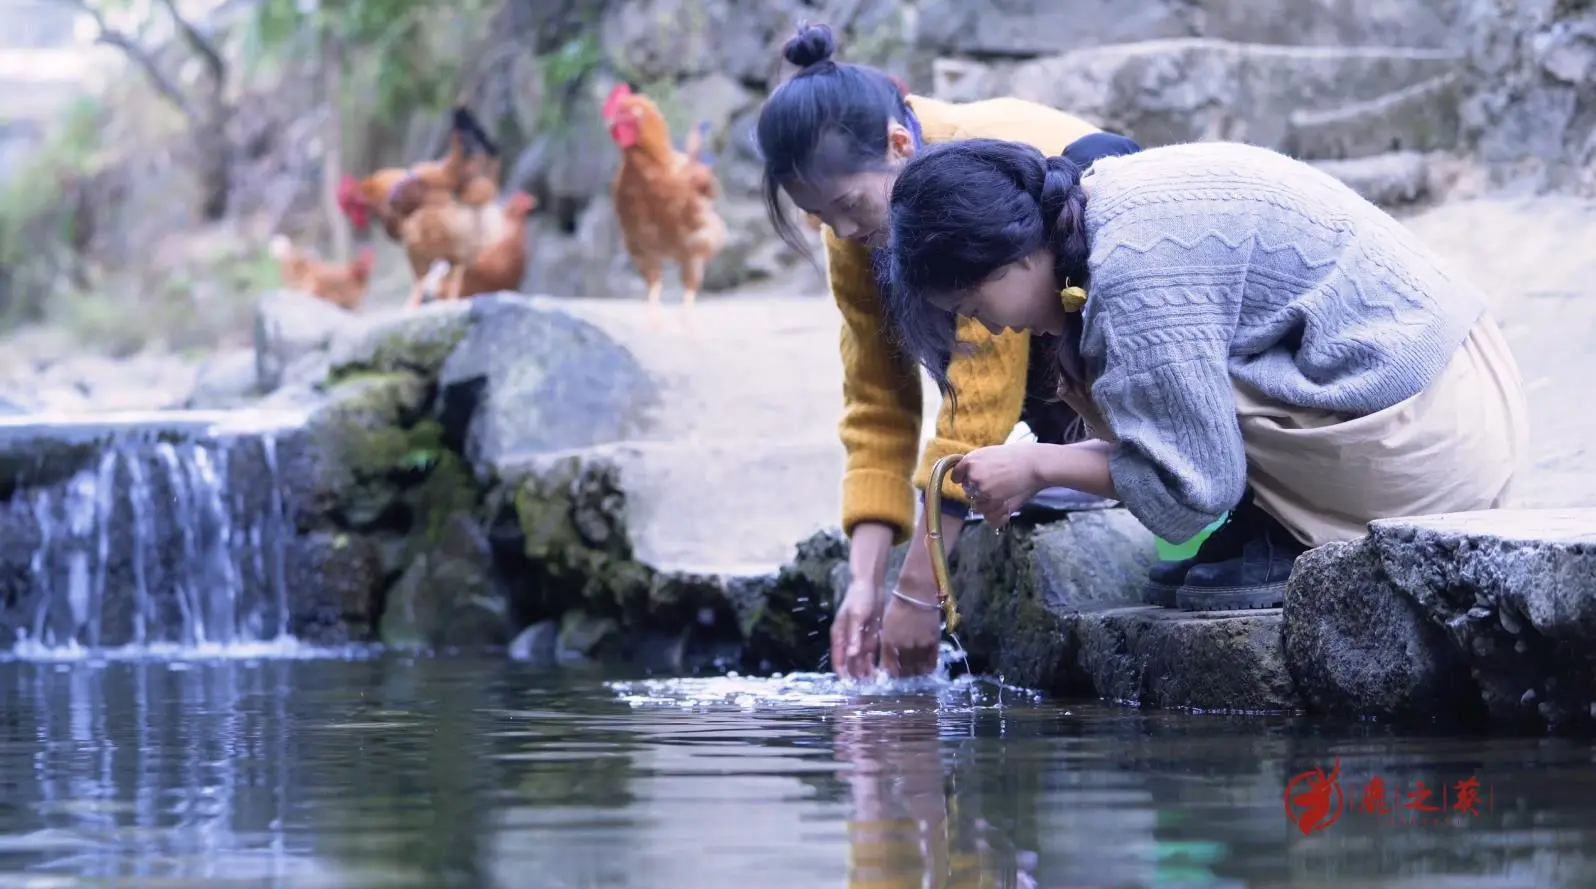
left=3, top=412, right=305, bottom=656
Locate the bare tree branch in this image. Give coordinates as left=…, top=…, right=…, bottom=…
left=152, top=0, right=227, bottom=87
left=49, top=0, right=197, bottom=120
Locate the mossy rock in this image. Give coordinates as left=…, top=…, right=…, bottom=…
left=276, top=372, right=431, bottom=529
left=945, top=509, right=1155, bottom=693
left=327, top=301, right=475, bottom=383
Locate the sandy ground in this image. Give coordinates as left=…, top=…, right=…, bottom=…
left=559, top=195, right=1595, bottom=571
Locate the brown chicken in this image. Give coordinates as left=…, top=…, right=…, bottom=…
left=336, top=106, right=502, bottom=242
left=268, top=235, right=374, bottom=310
left=388, top=172, right=509, bottom=307
left=453, top=192, right=537, bottom=298
left=602, top=83, right=726, bottom=327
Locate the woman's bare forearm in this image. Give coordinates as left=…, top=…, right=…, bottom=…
left=1029, top=441, right=1119, bottom=500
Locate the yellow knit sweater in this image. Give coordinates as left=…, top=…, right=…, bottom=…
left=829, top=95, right=1102, bottom=543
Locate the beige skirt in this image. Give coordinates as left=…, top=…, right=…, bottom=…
left=1060, top=312, right=1530, bottom=547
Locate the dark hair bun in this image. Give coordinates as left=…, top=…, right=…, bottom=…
left=783, top=22, right=837, bottom=68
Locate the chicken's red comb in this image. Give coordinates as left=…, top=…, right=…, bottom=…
left=602, top=82, right=632, bottom=121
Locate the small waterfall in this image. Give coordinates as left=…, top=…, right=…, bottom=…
left=4, top=412, right=305, bottom=655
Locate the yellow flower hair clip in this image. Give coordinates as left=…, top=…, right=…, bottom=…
left=1059, top=278, right=1087, bottom=313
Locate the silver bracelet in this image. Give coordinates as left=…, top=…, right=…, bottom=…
left=891, top=590, right=941, bottom=611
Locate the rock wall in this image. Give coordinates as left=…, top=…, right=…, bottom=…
left=516, top=0, right=1596, bottom=298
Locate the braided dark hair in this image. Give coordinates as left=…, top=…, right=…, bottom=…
left=884, top=138, right=1095, bottom=398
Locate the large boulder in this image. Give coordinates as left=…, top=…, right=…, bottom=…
left=435, top=294, right=661, bottom=480
left=1283, top=537, right=1480, bottom=722
left=1286, top=509, right=1596, bottom=731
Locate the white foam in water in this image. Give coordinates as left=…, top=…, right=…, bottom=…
left=608, top=644, right=1044, bottom=712
left=0, top=633, right=380, bottom=663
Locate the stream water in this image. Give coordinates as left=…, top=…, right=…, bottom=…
left=0, top=654, right=1592, bottom=889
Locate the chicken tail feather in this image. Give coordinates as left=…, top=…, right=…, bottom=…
left=452, top=105, right=500, bottom=158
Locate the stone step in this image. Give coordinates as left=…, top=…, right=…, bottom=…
left=1311, top=151, right=1432, bottom=207
left=1288, top=74, right=1460, bottom=160
left=937, top=40, right=1462, bottom=155
left=937, top=512, right=1298, bottom=710
left=1064, top=606, right=1293, bottom=712
left=913, top=0, right=1461, bottom=57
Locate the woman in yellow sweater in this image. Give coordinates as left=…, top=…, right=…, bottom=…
left=754, top=23, right=1108, bottom=678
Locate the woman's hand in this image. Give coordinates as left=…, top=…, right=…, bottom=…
left=831, top=578, right=883, bottom=679
left=879, top=582, right=944, bottom=678
left=877, top=510, right=963, bottom=678
left=949, top=443, right=1046, bottom=530
left=833, top=522, right=895, bottom=679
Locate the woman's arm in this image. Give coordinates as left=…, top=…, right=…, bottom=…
left=913, top=315, right=1031, bottom=515
left=1078, top=223, right=1249, bottom=543
left=827, top=229, right=925, bottom=546
left=1028, top=440, right=1119, bottom=501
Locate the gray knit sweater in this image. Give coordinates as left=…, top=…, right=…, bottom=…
left=1078, top=141, right=1486, bottom=543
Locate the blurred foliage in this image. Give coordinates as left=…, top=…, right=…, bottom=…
left=245, top=0, right=499, bottom=124
left=0, top=96, right=106, bottom=325
left=537, top=31, right=605, bottom=132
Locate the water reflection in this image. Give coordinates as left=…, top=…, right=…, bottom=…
left=0, top=658, right=1591, bottom=888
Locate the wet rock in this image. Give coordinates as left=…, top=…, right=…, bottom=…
left=554, top=610, right=621, bottom=662
left=326, top=300, right=474, bottom=381
left=380, top=513, right=509, bottom=650
left=274, top=372, right=431, bottom=531
left=1068, top=607, right=1299, bottom=712
left=1369, top=509, right=1596, bottom=731
left=921, top=508, right=1298, bottom=710
left=1283, top=536, right=1479, bottom=722
left=284, top=531, right=386, bottom=644
left=1285, top=509, right=1596, bottom=731
left=941, top=510, right=1157, bottom=691
left=0, top=419, right=302, bottom=650
left=507, top=619, right=559, bottom=665
left=254, top=289, right=359, bottom=392
left=435, top=295, right=660, bottom=480
left=487, top=453, right=841, bottom=672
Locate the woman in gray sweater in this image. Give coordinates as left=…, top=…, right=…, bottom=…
left=875, top=138, right=1528, bottom=674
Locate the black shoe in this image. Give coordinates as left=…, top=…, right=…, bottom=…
left=1175, top=514, right=1308, bottom=612
left=1140, top=495, right=1258, bottom=607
